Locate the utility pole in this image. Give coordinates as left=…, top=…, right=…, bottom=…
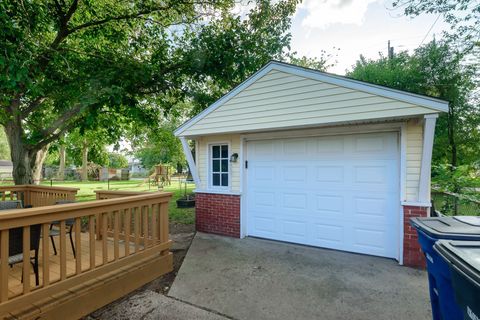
left=387, top=40, right=394, bottom=59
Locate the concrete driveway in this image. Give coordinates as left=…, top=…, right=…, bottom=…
left=169, top=233, right=432, bottom=320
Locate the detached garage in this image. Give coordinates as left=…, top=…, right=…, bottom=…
left=175, top=61, right=448, bottom=268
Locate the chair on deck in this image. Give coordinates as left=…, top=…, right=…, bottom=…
left=7, top=225, right=41, bottom=286
left=0, top=200, right=23, bottom=210
left=0, top=201, right=41, bottom=286
left=49, top=200, right=76, bottom=258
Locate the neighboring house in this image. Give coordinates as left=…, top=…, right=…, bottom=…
left=175, top=61, right=448, bottom=268
left=128, top=159, right=148, bottom=176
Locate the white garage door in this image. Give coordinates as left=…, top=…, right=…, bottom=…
left=246, top=132, right=400, bottom=259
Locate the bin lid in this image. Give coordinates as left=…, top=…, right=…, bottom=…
left=434, top=240, right=480, bottom=285
left=410, top=216, right=480, bottom=240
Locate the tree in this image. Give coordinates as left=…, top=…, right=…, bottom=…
left=65, top=128, right=116, bottom=180
left=0, top=0, right=299, bottom=184
left=133, top=122, right=185, bottom=171
left=58, top=139, right=66, bottom=181
left=285, top=49, right=340, bottom=71
left=108, top=153, right=129, bottom=169
left=348, top=41, right=479, bottom=179
left=392, top=0, right=480, bottom=56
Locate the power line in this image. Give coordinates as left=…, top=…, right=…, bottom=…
left=419, top=14, right=441, bottom=46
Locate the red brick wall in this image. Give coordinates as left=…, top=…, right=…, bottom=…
left=403, top=205, right=428, bottom=268
left=195, top=193, right=241, bottom=238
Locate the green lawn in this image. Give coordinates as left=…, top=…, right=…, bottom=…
left=40, top=180, right=196, bottom=224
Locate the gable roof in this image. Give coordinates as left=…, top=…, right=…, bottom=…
left=175, top=60, right=448, bottom=137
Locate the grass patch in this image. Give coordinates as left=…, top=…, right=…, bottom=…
left=39, top=180, right=196, bottom=224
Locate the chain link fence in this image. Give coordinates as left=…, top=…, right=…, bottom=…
left=432, top=190, right=480, bottom=216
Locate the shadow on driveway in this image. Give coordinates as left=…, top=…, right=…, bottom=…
left=169, top=232, right=431, bottom=320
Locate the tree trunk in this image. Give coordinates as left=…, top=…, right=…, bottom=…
left=4, top=122, right=48, bottom=185
left=58, top=144, right=66, bottom=180
left=32, top=146, right=49, bottom=184
left=81, top=138, right=88, bottom=181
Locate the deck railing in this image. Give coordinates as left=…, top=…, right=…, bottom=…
left=94, top=190, right=159, bottom=241
left=0, top=185, right=78, bottom=207
left=0, top=192, right=172, bottom=318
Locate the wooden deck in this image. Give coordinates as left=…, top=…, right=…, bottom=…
left=8, top=232, right=139, bottom=298
left=0, top=189, right=173, bottom=320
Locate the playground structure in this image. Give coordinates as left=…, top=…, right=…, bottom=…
left=148, top=164, right=172, bottom=188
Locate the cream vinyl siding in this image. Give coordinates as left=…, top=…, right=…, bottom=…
left=182, top=70, right=437, bottom=136
left=195, top=120, right=424, bottom=201
left=196, top=134, right=241, bottom=192
left=405, top=120, right=423, bottom=202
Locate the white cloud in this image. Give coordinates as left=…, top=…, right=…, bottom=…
left=298, top=0, right=382, bottom=30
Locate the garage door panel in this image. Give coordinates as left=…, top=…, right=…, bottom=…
left=315, top=166, right=345, bottom=183
left=315, top=194, right=344, bottom=214
left=252, top=191, right=276, bottom=207
left=247, top=132, right=399, bottom=259
left=282, top=166, right=308, bottom=182
left=283, top=193, right=308, bottom=210
left=252, top=164, right=276, bottom=182
left=352, top=225, right=397, bottom=258
left=283, top=139, right=308, bottom=155
left=316, top=136, right=345, bottom=154
left=252, top=141, right=275, bottom=157
left=281, top=220, right=308, bottom=239
left=251, top=216, right=277, bottom=234
left=313, top=223, right=344, bottom=244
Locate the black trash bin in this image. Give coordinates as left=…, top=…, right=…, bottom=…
left=410, top=216, right=480, bottom=320
left=434, top=240, right=480, bottom=320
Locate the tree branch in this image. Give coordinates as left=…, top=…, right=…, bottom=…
left=66, top=4, right=176, bottom=35
left=50, top=0, right=78, bottom=49
left=34, top=120, right=78, bottom=150
left=21, top=97, right=46, bottom=118
left=40, top=103, right=85, bottom=139
left=53, top=0, right=65, bottom=19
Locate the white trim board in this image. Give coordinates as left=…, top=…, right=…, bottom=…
left=194, top=189, right=241, bottom=196
left=180, top=137, right=200, bottom=186
left=175, top=60, right=449, bottom=137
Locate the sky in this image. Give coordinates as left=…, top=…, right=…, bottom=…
left=291, top=0, right=450, bottom=74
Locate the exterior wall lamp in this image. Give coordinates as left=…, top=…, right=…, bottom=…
left=230, top=153, right=239, bottom=163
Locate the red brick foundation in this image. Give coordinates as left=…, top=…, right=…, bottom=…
left=195, top=193, right=241, bottom=238
left=403, top=205, right=428, bottom=268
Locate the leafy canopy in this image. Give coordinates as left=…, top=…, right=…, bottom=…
left=348, top=40, right=479, bottom=193
left=0, top=0, right=299, bottom=151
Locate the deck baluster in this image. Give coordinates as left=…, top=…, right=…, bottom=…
left=22, top=226, right=31, bottom=293
left=75, top=218, right=82, bottom=274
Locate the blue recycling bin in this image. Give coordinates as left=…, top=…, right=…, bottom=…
left=410, top=216, right=480, bottom=320
left=434, top=240, right=480, bottom=320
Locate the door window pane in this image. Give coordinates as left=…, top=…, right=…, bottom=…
left=212, top=145, right=220, bottom=158
left=212, top=173, right=220, bottom=186
left=213, top=160, right=220, bottom=172
left=221, top=160, right=228, bottom=172
left=221, top=173, right=228, bottom=186
left=221, top=145, right=228, bottom=158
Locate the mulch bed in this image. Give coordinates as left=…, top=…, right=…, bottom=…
left=85, top=222, right=196, bottom=318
